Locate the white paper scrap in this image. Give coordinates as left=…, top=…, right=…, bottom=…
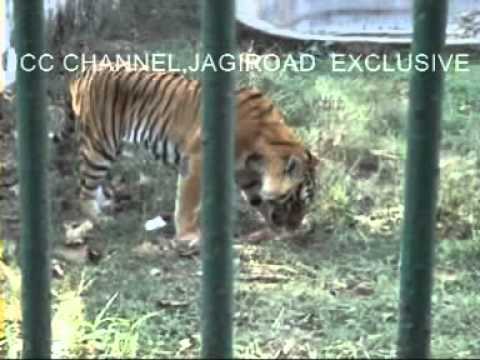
left=144, top=215, right=167, bottom=231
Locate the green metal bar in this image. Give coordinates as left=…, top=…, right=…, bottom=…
left=397, top=0, right=448, bottom=358
left=200, top=0, right=236, bottom=358
left=13, top=0, right=52, bottom=358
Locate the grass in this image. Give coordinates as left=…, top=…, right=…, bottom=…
left=1, top=43, right=480, bottom=358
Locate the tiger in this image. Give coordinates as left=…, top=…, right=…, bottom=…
left=55, top=62, right=319, bottom=251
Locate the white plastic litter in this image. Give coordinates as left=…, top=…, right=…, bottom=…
left=144, top=215, right=167, bottom=231
left=149, top=268, right=161, bottom=277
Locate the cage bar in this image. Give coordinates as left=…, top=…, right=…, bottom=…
left=397, top=0, right=448, bottom=358
left=13, top=0, right=52, bottom=358
left=200, top=0, right=236, bottom=358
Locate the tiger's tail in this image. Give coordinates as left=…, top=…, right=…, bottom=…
left=52, top=90, right=76, bottom=144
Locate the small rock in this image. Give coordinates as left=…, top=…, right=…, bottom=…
left=64, top=220, right=94, bottom=246
left=352, top=282, right=375, bottom=296
left=132, top=242, right=162, bottom=258
left=149, top=268, right=161, bottom=277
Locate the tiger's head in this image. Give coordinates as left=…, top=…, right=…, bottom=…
left=236, top=87, right=319, bottom=232
left=245, top=148, right=319, bottom=232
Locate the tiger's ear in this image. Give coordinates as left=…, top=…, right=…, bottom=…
left=306, top=149, right=320, bottom=168
left=245, top=152, right=264, bottom=173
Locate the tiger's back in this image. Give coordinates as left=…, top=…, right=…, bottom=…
left=71, top=65, right=200, bottom=167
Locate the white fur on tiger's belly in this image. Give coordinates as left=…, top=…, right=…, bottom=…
left=95, top=186, right=112, bottom=210
left=79, top=187, right=113, bottom=221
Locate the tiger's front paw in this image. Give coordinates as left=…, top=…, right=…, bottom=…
left=173, top=232, right=200, bottom=256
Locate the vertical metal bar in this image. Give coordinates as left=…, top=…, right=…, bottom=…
left=200, top=0, right=236, bottom=358
left=397, top=0, right=448, bottom=358
left=13, top=0, right=51, bottom=358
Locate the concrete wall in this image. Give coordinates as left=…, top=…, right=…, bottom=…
left=237, top=0, right=480, bottom=43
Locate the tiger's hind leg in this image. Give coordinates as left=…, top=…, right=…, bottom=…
left=78, top=138, right=117, bottom=222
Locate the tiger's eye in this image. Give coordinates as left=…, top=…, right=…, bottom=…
left=249, top=196, right=262, bottom=207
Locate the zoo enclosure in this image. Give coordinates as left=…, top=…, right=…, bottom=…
left=12, top=0, right=448, bottom=358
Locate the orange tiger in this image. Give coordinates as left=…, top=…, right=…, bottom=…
left=55, top=63, right=319, bottom=250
